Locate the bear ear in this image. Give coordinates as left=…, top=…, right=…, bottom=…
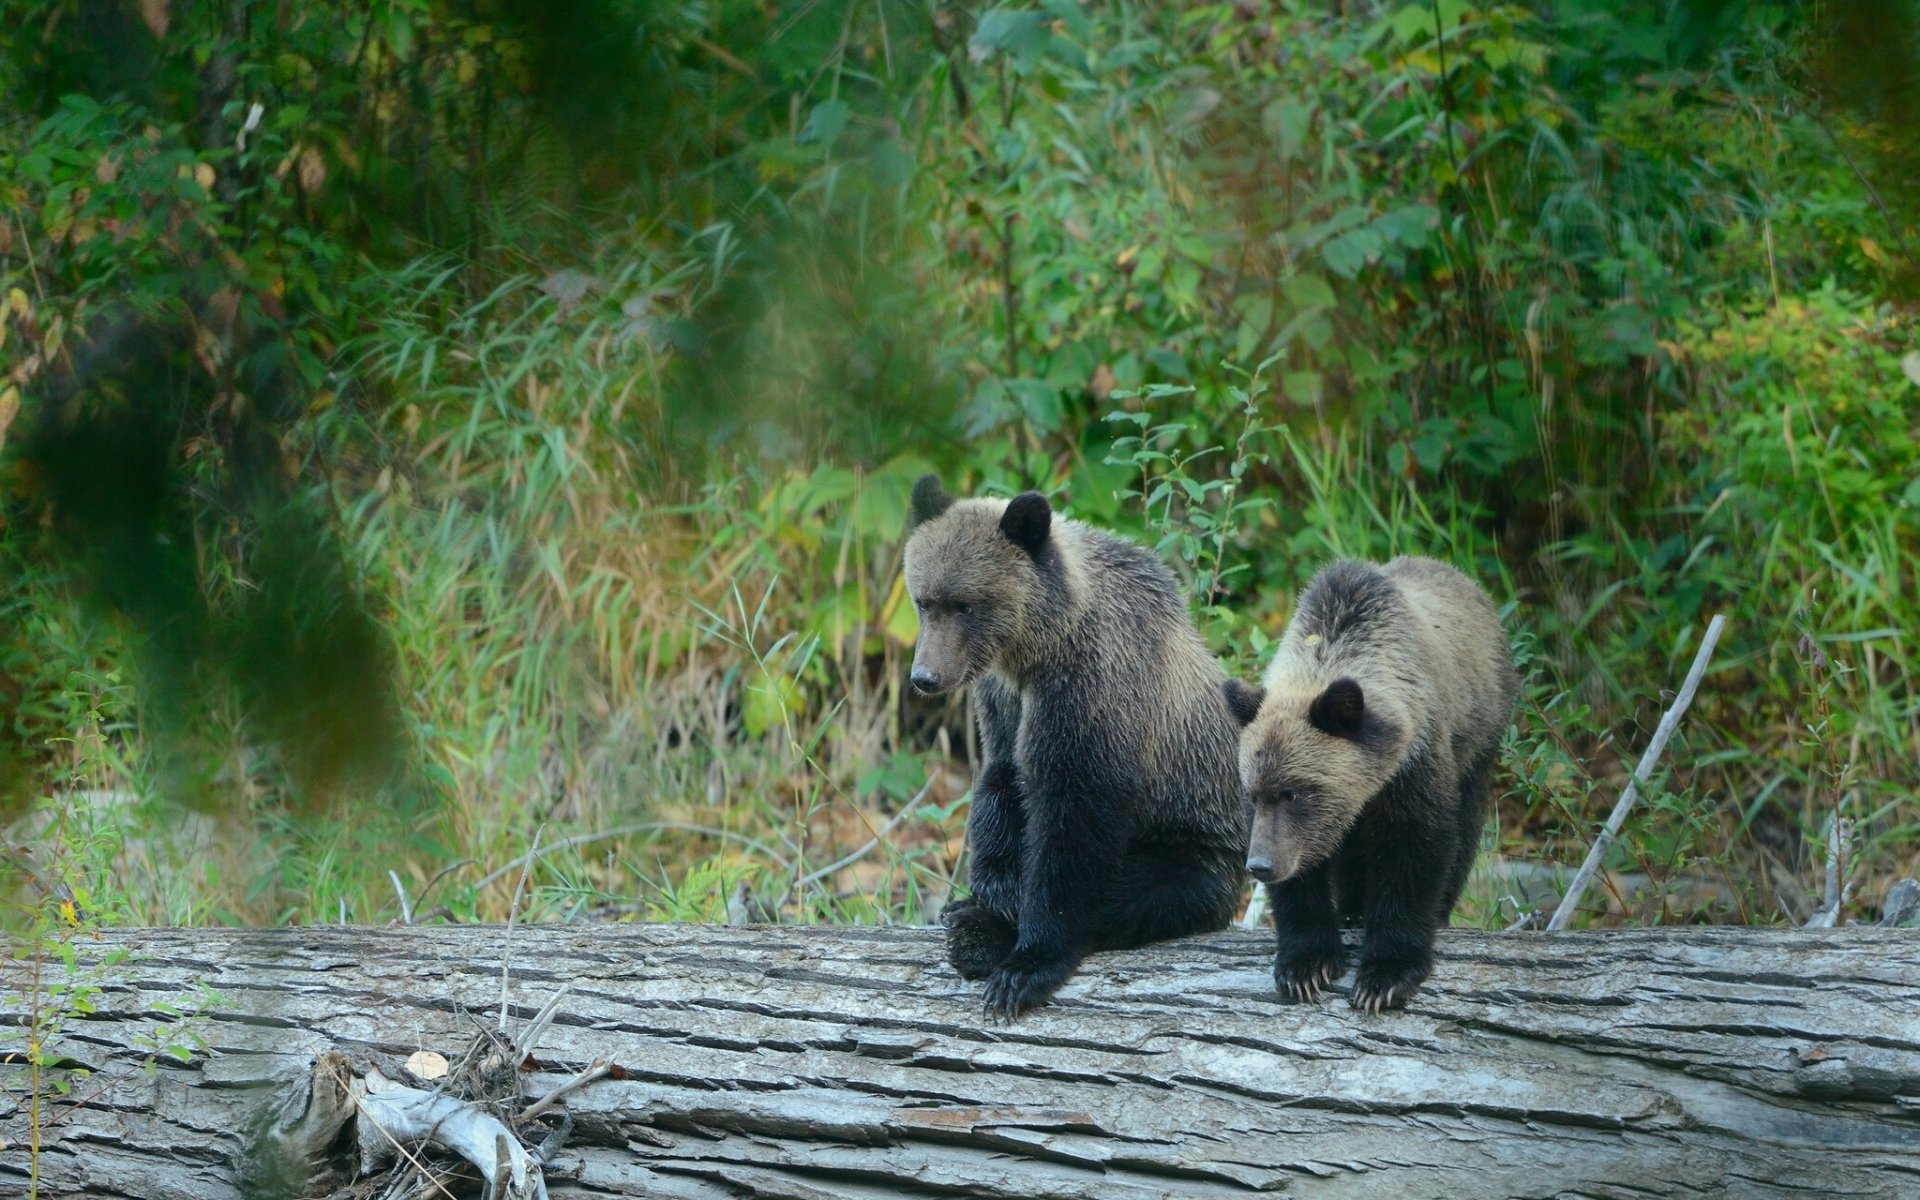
left=908, top=474, right=954, bottom=531
left=1000, top=491, right=1051, bottom=558
left=1308, top=677, right=1366, bottom=738
left=1222, top=679, right=1266, bottom=728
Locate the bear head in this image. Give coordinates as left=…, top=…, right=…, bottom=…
left=1224, top=675, right=1410, bottom=884
left=901, top=474, right=1053, bottom=696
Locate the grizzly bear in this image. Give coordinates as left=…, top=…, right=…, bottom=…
left=904, top=475, right=1246, bottom=1018
left=1224, top=556, right=1518, bottom=1012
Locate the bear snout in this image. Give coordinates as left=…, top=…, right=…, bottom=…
left=909, top=668, right=944, bottom=696
left=1246, top=847, right=1301, bottom=884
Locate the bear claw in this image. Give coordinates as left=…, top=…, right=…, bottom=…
left=1349, top=960, right=1427, bottom=1014
left=1273, top=943, right=1346, bottom=1004
left=981, top=948, right=1074, bottom=1021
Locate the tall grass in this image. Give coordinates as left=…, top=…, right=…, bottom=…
left=4, top=2, right=1915, bottom=933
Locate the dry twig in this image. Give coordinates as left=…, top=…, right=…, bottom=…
left=521, top=1060, right=612, bottom=1123
left=500, top=824, right=545, bottom=1032
left=1546, top=614, right=1726, bottom=931
left=1805, top=817, right=1857, bottom=929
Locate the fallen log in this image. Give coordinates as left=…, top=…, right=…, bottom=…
left=4, top=923, right=1919, bottom=1199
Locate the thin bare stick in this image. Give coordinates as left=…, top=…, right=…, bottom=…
left=793, top=782, right=932, bottom=892
left=500, top=824, right=545, bottom=1032
left=1826, top=817, right=1853, bottom=908
left=1546, top=614, right=1726, bottom=931
left=1805, top=816, right=1856, bottom=928
left=388, top=870, right=414, bottom=925
left=513, top=984, right=574, bottom=1059
left=411, top=856, right=478, bottom=912
left=520, top=1060, right=611, bottom=1123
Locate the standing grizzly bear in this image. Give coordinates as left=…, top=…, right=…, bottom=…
left=1224, top=557, right=1518, bottom=1013
left=903, top=475, right=1246, bottom=1019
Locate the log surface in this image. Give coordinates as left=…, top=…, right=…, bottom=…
left=5, top=923, right=1920, bottom=1199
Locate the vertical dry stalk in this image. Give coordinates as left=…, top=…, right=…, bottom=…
left=1546, top=615, right=1727, bottom=931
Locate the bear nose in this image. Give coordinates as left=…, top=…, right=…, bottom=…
left=909, top=668, right=942, bottom=695
left=1246, top=855, right=1276, bottom=883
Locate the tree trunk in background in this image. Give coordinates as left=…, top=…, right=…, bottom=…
left=5, top=924, right=1919, bottom=1199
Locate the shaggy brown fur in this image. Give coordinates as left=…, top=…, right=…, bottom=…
left=905, top=475, right=1246, bottom=1019
left=1227, top=556, right=1518, bottom=1012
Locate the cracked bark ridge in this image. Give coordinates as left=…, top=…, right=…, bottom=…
left=4, top=924, right=1919, bottom=1198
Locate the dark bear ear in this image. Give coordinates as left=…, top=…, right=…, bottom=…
left=1000, top=491, right=1051, bottom=557
left=1222, top=679, right=1266, bottom=728
left=908, top=474, right=954, bottom=530
left=1308, top=677, right=1366, bottom=738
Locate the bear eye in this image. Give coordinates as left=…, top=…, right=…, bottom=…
left=957, top=602, right=974, bottom=616
left=1277, top=789, right=1300, bottom=808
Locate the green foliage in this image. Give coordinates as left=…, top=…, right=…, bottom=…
left=0, top=1, right=1916, bottom=934
left=1104, top=364, right=1288, bottom=669
left=2, top=683, right=226, bottom=1192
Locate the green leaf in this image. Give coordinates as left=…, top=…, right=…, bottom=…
left=1166, top=259, right=1202, bottom=310
left=1282, top=371, right=1324, bottom=406
left=970, top=9, right=1051, bottom=67
left=743, top=674, right=800, bottom=739
left=1322, top=229, right=1382, bottom=279
left=1172, top=233, right=1215, bottom=265
left=1390, top=4, right=1435, bottom=43
left=1133, top=241, right=1167, bottom=282
left=1039, top=0, right=1095, bottom=41
left=962, top=377, right=1018, bottom=436
left=1264, top=99, right=1314, bottom=161
left=1283, top=272, right=1337, bottom=310
left=1374, top=204, right=1439, bottom=249
left=1008, top=379, right=1064, bottom=434
left=1235, top=294, right=1274, bottom=361
left=800, top=99, right=850, bottom=150
left=1412, top=418, right=1453, bottom=472
left=1146, top=347, right=1190, bottom=379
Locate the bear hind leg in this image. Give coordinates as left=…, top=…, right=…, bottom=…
left=940, top=899, right=1018, bottom=980
left=1440, top=747, right=1498, bottom=918
left=1095, top=841, right=1241, bottom=952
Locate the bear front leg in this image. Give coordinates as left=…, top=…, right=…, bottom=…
left=1350, top=814, right=1453, bottom=1014
left=1269, top=859, right=1345, bottom=1002
left=981, top=848, right=1093, bottom=1020
left=944, top=760, right=1024, bottom=980
left=980, top=766, right=1128, bottom=1020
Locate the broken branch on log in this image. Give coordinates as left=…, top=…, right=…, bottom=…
left=355, top=1064, right=548, bottom=1200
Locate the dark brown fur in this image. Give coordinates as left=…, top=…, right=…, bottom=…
left=1228, top=557, right=1518, bottom=1012
left=905, top=476, right=1246, bottom=1019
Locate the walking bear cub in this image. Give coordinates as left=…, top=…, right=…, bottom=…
left=903, top=475, right=1246, bottom=1018
left=1224, top=557, right=1518, bottom=1013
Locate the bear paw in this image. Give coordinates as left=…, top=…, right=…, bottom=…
left=940, top=900, right=1017, bottom=980
left=1349, top=957, right=1428, bottom=1014
left=981, top=947, right=1075, bottom=1022
left=1273, top=939, right=1346, bottom=1004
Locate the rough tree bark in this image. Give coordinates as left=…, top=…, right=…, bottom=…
left=4, top=924, right=1918, bottom=1199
